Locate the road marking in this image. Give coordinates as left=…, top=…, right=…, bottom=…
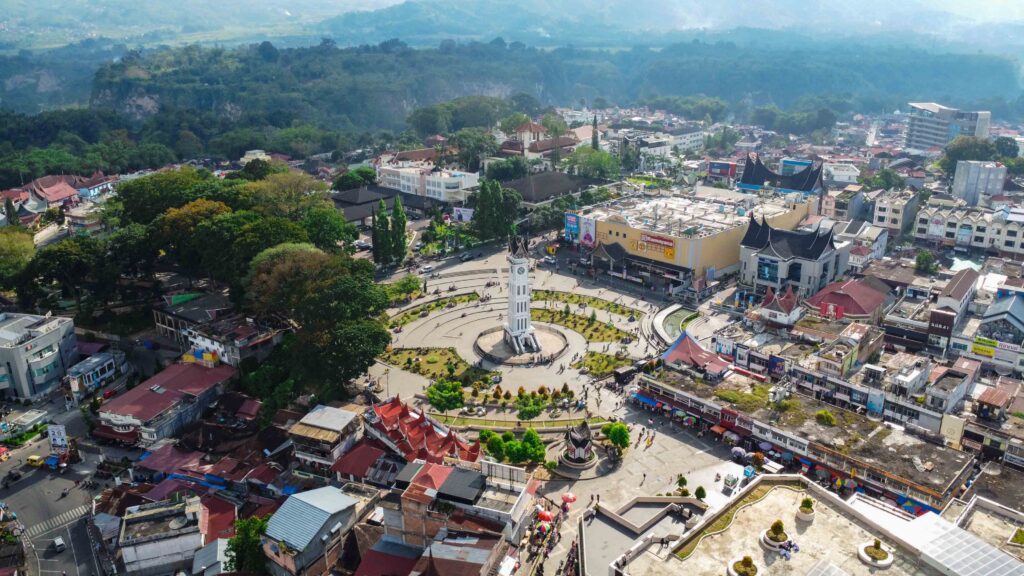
left=27, top=505, right=89, bottom=537
left=67, top=525, right=81, bottom=576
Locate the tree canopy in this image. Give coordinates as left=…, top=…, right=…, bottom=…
left=226, top=516, right=268, bottom=575
left=426, top=378, right=465, bottom=415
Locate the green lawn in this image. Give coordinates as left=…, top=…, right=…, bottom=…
left=571, top=351, right=634, bottom=378
left=1013, top=528, right=1024, bottom=545
left=714, top=384, right=770, bottom=413
left=531, top=309, right=631, bottom=342
left=389, top=293, right=480, bottom=327
left=533, top=290, right=645, bottom=320
left=381, top=347, right=493, bottom=385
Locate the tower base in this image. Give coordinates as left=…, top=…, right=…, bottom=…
left=504, top=328, right=540, bottom=355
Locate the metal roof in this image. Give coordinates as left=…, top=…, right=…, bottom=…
left=265, top=487, right=358, bottom=550
left=297, top=405, right=358, bottom=432
left=905, top=512, right=1024, bottom=576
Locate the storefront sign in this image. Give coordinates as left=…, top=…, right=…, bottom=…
left=640, top=233, right=675, bottom=248
left=564, top=213, right=580, bottom=235
left=580, top=216, right=596, bottom=248
left=971, top=343, right=995, bottom=357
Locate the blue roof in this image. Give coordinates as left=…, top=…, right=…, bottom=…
left=265, top=487, right=358, bottom=550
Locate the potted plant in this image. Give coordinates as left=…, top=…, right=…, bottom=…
left=858, top=538, right=894, bottom=568
left=797, top=496, right=815, bottom=522
left=760, top=519, right=788, bottom=550
left=727, top=555, right=758, bottom=576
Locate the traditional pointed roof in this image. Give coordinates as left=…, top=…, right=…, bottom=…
left=566, top=421, right=592, bottom=448
left=740, top=215, right=836, bottom=260
left=739, top=154, right=824, bottom=192
left=509, top=236, right=530, bottom=258
left=661, top=333, right=728, bottom=375
left=762, top=285, right=799, bottom=314
left=370, top=397, right=480, bottom=464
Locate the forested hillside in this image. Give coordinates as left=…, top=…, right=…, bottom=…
left=88, top=38, right=1023, bottom=133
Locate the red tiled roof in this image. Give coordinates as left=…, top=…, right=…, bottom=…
left=978, top=387, right=1011, bottom=408
left=99, top=363, right=236, bottom=422
left=331, top=439, right=386, bottom=478
left=527, top=136, right=578, bottom=153
left=805, top=278, right=889, bottom=316
left=412, top=463, right=453, bottom=491
left=761, top=285, right=798, bottom=314
left=850, top=245, right=872, bottom=256
left=236, top=398, right=261, bottom=421
left=355, top=548, right=420, bottom=576
left=91, top=424, right=139, bottom=444
left=394, top=148, right=440, bottom=163
left=136, top=444, right=205, bottom=475
left=201, top=495, right=237, bottom=540
left=515, top=122, right=547, bottom=134
left=244, top=462, right=281, bottom=485
left=662, top=334, right=728, bottom=375
left=146, top=478, right=205, bottom=501
left=370, top=397, right=480, bottom=464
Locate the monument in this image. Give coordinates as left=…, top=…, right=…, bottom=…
left=504, top=236, right=540, bottom=354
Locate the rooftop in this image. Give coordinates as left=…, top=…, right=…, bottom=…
left=99, top=363, right=236, bottom=423
left=121, top=497, right=201, bottom=544
left=265, top=486, right=361, bottom=550
left=0, top=312, right=71, bottom=347
left=583, top=194, right=795, bottom=240
left=158, top=292, right=233, bottom=324
left=290, top=405, right=359, bottom=441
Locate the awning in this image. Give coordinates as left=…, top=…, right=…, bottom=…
left=815, top=468, right=830, bottom=479
left=632, top=393, right=658, bottom=408
left=724, top=431, right=741, bottom=443
left=92, top=425, right=140, bottom=443
left=781, top=452, right=794, bottom=462
left=798, top=457, right=813, bottom=466
left=710, top=425, right=726, bottom=435
left=758, top=441, right=773, bottom=451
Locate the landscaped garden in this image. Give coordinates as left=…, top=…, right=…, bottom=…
left=571, top=351, right=634, bottom=378
left=388, top=293, right=480, bottom=327
left=381, top=346, right=493, bottom=384
left=532, top=289, right=645, bottom=320
left=531, top=308, right=631, bottom=342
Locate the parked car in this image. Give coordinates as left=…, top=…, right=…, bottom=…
left=459, top=252, right=474, bottom=262
left=103, top=388, right=118, bottom=399
left=542, top=256, right=557, bottom=264
left=420, top=265, right=434, bottom=273
left=26, top=455, right=44, bottom=467
left=53, top=536, right=66, bottom=552
left=412, top=241, right=424, bottom=252
left=353, top=239, right=371, bottom=251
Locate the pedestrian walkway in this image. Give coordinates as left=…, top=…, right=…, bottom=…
left=27, top=505, right=89, bottom=537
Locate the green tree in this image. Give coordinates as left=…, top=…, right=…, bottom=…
left=486, top=435, right=505, bottom=461
left=392, top=273, right=421, bottom=300
left=941, top=136, right=998, bottom=174
left=915, top=250, right=937, bottom=273
left=565, top=147, right=619, bottom=179
left=154, top=198, right=232, bottom=280
left=372, top=199, right=391, bottom=265
left=485, top=156, right=528, bottom=181
left=115, top=167, right=209, bottom=225
left=4, top=198, right=17, bottom=226
left=601, top=422, right=630, bottom=452
left=591, top=115, right=600, bottom=150
left=248, top=171, right=329, bottom=220
left=994, top=136, right=1020, bottom=159
left=332, top=166, right=376, bottom=191
left=408, top=105, right=452, bottom=137
left=107, top=223, right=157, bottom=278
left=21, top=235, right=109, bottom=310
left=426, top=378, right=465, bottom=416
left=860, top=168, right=905, bottom=190
left=0, top=227, right=34, bottom=288
left=499, top=112, right=530, bottom=135
left=225, top=515, right=268, bottom=574
left=694, top=486, right=706, bottom=500
left=516, top=394, right=545, bottom=420
left=302, top=205, right=356, bottom=251
left=390, top=195, right=408, bottom=263
left=521, top=428, right=546, bottom=462
left=452, top=128, right=498, bottom=171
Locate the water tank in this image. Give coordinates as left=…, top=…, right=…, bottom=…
left=737, top=207, right=746, bottom=216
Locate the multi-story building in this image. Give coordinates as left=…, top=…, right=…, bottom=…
left=872, top=189, right=920, bottom=236
left=819, top=185, right=866, bottom=221
left=913, top=205, right=1024, bottom=256
left=950, top=293, right=1024, bottom=376
left=153, top=293, right=233, bottom=349
left=263, top=484, right=380, bottom=576
left=0, top=312, right=77, bottom=400
left=823, top=163, right=861, bottom=188
left=581, top=192, right=813, bottom=291
left=951, top=160, right=1006, bottom=207
left=905, top=102, right=991, bottom=151
left=666, top=124, right=705, bottom=153
left=375, top=164, right=479, bottom=203
left=96, top=362, right=236, bottom=446
left=66, top=351, right=129, bottom=397
left=738, top=154, right=824, bottom=196
left=739, top=216, right=848, bottom=298
left=118, top=497, right=203, bottom=576
left=185, top=316, right=288, bottom=368
left=289, top=405, right=361, bottom=477
left=65, top=202, right=104, bottom=235
left=832, top=219, right=888, bottom=262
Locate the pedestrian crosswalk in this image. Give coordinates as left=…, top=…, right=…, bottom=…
left=26, top=505, right=89, bottom=537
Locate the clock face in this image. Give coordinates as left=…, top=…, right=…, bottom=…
left=518, top=267, right=526, bottom=274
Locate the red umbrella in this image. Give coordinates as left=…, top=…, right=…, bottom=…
left=537, top=510, right=554, bottom=521
left=561, top=493, right=577, bottom=503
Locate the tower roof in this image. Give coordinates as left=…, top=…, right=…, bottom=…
left=509, top=236, right=530, bottom=258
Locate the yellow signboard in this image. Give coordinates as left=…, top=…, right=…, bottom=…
left=971, top=343, right=995, bottom=358
left=975, top=336, right=999, bottom=347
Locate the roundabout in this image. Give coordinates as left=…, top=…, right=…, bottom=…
left=474, top=324, right=569, bottom=366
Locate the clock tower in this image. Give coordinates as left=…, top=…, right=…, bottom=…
left=504, top=236, right=540, bottom=354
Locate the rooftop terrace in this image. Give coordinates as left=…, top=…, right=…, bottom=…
left=583, top=194, right=795, bottom=239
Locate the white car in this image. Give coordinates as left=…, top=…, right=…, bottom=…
left=420, top=265, right=434, bottom=273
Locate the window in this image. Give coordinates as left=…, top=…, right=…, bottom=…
left=877, top=206, right=887, bottom=213
left=1005, top=240, right=1015, bottom=248
left=891, top=218, right=899, bottom=224
left=918, top=218, right=928, bottom=225
left=947, top=222, right=957, bottom=228
left=977, top=226, right=987, bottom=232
left=917, top=227, right=927, bottom=234
left=1008, top=230, right=1018, bottom=237
left=974, top=236, right=984, bottom=243
left=952, top=342, right=968, bottom=351
left=945, top=232, right=955, bottom=239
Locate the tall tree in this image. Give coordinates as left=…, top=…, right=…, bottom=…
left=302, top=206, right=356, bottom=251
left=225, top=516, right=269, bottom=574
left=591, top=115, right=599, bottom=150
left=940, top=136, right=997, bottom=174
left=247, top=171, right=329, bottom=220
left=390, top=195, right=408, bottom=263
left=154, top=199, right=232, bottom=280
left=994, top=136, right=1020, bottom=159
left=370, top=209, right=382, bottom=264
left=0, top=227, right=34, bottom=288
left=373, top=199, right=391, bottom=265
left=4, top=198, right=17, bottom=226
left=426, top=378, right=465, bottom=416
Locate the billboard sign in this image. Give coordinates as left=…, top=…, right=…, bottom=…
left=640, top=233, right=675, bottom=248
left=565, top=213, right=580, bottom=234
left=453, top=207, right=474, bottom=222
left=767, top=355, right=786, bottom=378
left=49, top=424, right=68, bottom=451
left=708, top=161, right=737, bottom=178
left=580, top=216, right=597, bottom=248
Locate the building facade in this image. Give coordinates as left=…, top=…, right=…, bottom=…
left=913, top=206, right=1024, bottom=256
left=738, top=216, right=848, bottom=298
left=289, top=405, right=361, bottom=477
left=0, top=312, right=77, bottom=400
left=905, top=102, right=991, bottom=150
left=376, top=165, right=479, bottom=203
left=951, top=160, right=1006, bottom=207
left=872, top=189, right=920, bottom=236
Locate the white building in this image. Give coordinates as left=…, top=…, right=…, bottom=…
left=914, top=205, right=1024, bottom=256
left=872, top=189, right=920, bottom=236
left=504, top=237, right=538, bottom=354
left=0, top=312, right=77, bottom=400
left=952, top=160, right=1006, bottom=207
left=667, top=125, right=706, bottom=153
left=823, top=163, right=860, bottom=187
left=905, top=102, right=991, bottom=151
left=289, top=405, right=361, bottom=475
left=376, top=165, right=479, bottom=203
left=240, top=149, right=270, bottom=165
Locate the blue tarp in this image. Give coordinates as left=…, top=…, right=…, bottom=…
left=631, top=393, right=658, bottom=408
left=282, top=485, right=299, bottom=496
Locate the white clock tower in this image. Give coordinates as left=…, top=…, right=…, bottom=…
left=504, top=236, right=540, bottom=354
